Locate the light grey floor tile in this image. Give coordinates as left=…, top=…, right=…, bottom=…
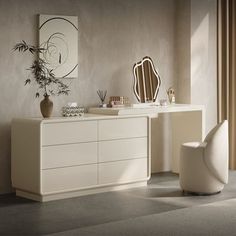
left=0, top=172, right=236, bottom=235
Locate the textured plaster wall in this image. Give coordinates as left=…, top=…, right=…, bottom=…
left=191, top=0, right=217, bottom=133
left=175, top=0, right=217, bottom=133
left=175, top=0, right=191, bottom=104
left=0, top=0, right=176, bottom=193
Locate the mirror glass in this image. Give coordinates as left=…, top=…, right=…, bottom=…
left=133, top=56, right=161, bottom=103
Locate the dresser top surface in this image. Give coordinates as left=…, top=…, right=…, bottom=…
left=12, top=113, right=149, bottom=124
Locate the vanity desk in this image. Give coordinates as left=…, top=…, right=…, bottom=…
left=12, top=104, right=204, bottom=202
left=89, top=104, right=205, bottom=174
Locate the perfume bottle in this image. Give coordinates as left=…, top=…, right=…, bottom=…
left=167, top=87, right=175, bottom=104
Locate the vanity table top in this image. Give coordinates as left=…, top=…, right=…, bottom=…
left=88, top=104, right=205, bottom=116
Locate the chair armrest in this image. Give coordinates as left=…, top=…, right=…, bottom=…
left=182, top=142, right=207, bottom=149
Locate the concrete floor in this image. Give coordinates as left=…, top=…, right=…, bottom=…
left=0, top=172, right=236, bottom=235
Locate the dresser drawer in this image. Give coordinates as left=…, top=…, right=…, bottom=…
left=42, top=121, right=97, bottom=146
left=99, top=137, right=147, bottom=162
left=98, top=158, right=148, bottom=185
left=42, top=142, right=97, bottom=169
left=98, top=117, right=147, bottom=140
left=42, top=164, right=97, bottom=193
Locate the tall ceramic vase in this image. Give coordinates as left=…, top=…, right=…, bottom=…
left=40, top=94, right=53, bottom=118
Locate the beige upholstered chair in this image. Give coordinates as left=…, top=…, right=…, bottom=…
left=179, top=120, right=228, bottom=194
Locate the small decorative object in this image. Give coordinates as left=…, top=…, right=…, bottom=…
left=62, top=102, right=84, bottom=117
left=13, top=41, right=70, bottom=118
left=39, top=15, right=78, bottom=78
left=108, top=96, right=130, bottom=107
left=133, top=56, right=161, bottom=103
left=97, top=90, right=107, bottom=107
left=160, top=99, right=168, bottom=106
left=167, top=87, right=175, bottom=104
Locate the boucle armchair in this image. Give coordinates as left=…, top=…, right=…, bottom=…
left=179, top=120, right=228, bottom=194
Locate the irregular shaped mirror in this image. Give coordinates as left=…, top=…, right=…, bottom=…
left=133, top=56, right=161, bottom=103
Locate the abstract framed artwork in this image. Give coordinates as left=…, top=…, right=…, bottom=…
left=39, top=15, right=78, bottom=78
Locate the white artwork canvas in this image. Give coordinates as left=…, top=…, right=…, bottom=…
left=39, top=15, right=78, bottom=78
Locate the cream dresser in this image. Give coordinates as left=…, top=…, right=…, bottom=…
left=11, top=114, right=150, bottom=201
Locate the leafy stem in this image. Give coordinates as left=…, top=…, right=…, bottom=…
left=13, top=40, right=70, bottom=98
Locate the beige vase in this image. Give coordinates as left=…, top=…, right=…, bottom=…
left=40, top=95, right=53, bottom=118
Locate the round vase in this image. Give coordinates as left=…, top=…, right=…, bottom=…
left=40, top=95, right=53, bottom=118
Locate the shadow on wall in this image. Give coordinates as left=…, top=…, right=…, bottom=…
left=0, top=123, right=12, bottom=194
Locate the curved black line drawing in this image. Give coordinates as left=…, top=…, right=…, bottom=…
left=40, top=32, right=69, bottom=72
left=62, top=64, right=78, bottom=78
left=39, top=17, right=78, bottom=31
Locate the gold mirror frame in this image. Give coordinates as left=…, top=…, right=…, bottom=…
left=133, top=56, right=161, bottom=103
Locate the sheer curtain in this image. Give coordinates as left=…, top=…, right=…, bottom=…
left=217, top=0, right=236, bottom=169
